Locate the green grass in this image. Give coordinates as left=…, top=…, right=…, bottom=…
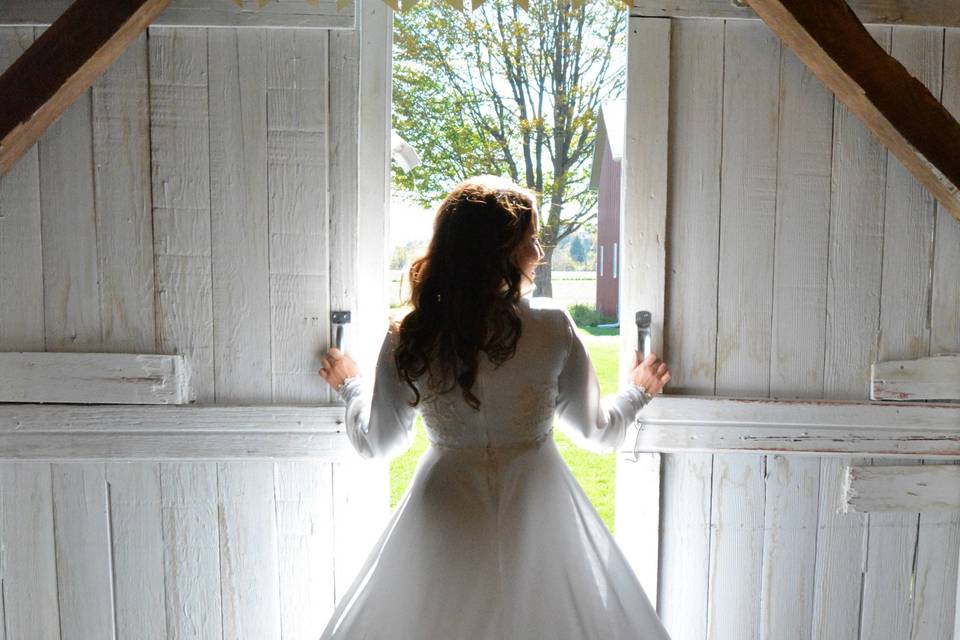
left=388, top=326, right=621, bottom=533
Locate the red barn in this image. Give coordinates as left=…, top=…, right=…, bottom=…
left=589, top=100, right=625, bottom=318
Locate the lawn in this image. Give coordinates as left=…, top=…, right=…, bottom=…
left=388, top=323, right=621, bottom=533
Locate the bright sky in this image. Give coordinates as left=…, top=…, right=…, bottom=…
left=389, top=190, right=435, bottom=247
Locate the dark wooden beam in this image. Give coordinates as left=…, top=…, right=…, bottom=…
left=632, top=0, right=960, bottom=28
left=0, top=0, right=170, bottom=176
left=740, top=0, right=960, bottom=222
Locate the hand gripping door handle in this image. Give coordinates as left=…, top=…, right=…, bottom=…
left=628, top=311, right=653, bottom=463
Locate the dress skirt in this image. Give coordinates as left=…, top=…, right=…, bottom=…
left=319, top=433, right=672, bottom=640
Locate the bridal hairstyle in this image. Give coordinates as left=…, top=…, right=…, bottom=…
left=393, top=174, right=541, bottom=410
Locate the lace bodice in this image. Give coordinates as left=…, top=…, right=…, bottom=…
left=337, top=295, right=653, bottom=459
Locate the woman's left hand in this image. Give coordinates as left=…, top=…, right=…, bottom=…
left=319, top=347, right=361, bottom=392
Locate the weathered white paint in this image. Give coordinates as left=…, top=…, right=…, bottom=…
left=0, top=352, right=191, bottom=404
left=0, top=28, right=44, bottom=353
left=150, top=26, right=216, bottom=403
left=654, top=18, right=721, bottom=638
left=812, top=26, right=891, bottom=640
left=614, top=15, right=670, bottom=610
left=160, top=462, right=224, bottom=639
left=218, top=462, right=282, bottom=639
left=872, top=353, right=960, bottom=401
left=92, top=32, right=156, bottom=354
left=51, top=464, right=116, bottom=640
left=208, top=27, right=273, bottom=404
left=0, top=464, right=60, bottom=640
left=0, top=0, right=356, bottom=29
left=843, top=464, right=960, bottom=512
left=106, top=462, right=168, bottom=638
left=624, top=395, right=960, bottom=458
left=0, top=403, right=352, bottom=460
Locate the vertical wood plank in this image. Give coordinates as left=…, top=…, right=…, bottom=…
left=91, top=32, right=156, bottom=354
left=149, top=26, right=215, bottom=402
left=105, top=463, right=167, bottom=639
left=760, top=39, right=835, bottom=640
left=355, top=0, right=393, bottom=371
left=160, top=463, right=223, bottom=640
left=208, top=27, right=272, bottom=403
left=0, top=464, right=60, bottom=640
left=266, top=28, right=330, bottom=404
left=861, top=27, right=943, bottom=640
left=37, top=35, right=101, bottom=352
left=275, top=462, right=336, bottom=638
left=812, top=24, right=891, bottom=640
left=52, top=464, right=115, bottom=640
left=615, top=15, right=670, bottom=610
left=708, top=20, right=780, bottom=640
left=0, top=28, right=43, bottom=352
left=911, top=26, right=960, bottom=640
left=932, top=30, right=960, bottom=359
left=656, top=19, right=723, bottom=639
left=217, top=462, right=282, bottom=640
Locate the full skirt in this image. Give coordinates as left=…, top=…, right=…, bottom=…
left=320, top=436, right=672, bottom=640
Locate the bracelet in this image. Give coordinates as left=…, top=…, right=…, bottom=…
left=336, top=375, right=361, bottom=396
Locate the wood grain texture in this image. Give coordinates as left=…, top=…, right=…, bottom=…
left=51, top=463, right=116, bottom=640
left=266, top=28, right=330, bottom=404
left=872, top=353, right=960, bottom=401
left=656, top=22, right=722, bottom=636
left=0, top=463, right=61, bottom=640
left=0, top=0, right=356, bottom=30
left=92, top=32, right=156, bottom=354
left=38, top=74, right=101, bottom=352
left=844, top=464, right=960, bottom=512
left=632, top=0, right=960, bottom=27
left=0, top=28, right=43, bottom=352
left=0, top=352, right=191, bottom=404
left=709, top=21, right=781, bottom=640
left=275, top=462, right=336, bottom=637
left=208, top=27, right=272, bottom=403
left=742, top=0, right=960, bottom=221
left=160, top=463, right=223, bottom=640
left=149, top=26, right=215, bottom=402
left=106, top=463, right=167, bottom=638
left=615, top=15, right=670, bottom=610
left=0, top=0, right=170, bottom=176
left=217, top=462, right=282, bottom=640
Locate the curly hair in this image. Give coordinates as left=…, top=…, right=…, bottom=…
left=392, top=175, right=540, bottom=410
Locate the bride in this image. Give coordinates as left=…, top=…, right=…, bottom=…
left=318, top=174, right=673, bottom=639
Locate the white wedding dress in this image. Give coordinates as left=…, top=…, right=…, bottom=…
left=321, top=293, right=672, bottom=639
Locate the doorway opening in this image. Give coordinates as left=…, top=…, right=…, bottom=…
left=382, top=0, right=628, bottom=533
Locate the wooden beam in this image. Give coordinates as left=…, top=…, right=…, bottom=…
left=614, top=16, right=671, bottom=610
left=0, top=352, right=192, bottom=404
left=623, top=395, right=960, bottom=458
left=632, top=0, right=960, bottom=28
left=842, top=464, right=960, bottom=512
left=737, top=0, right=960, bottom=222
left=0, top=0, right=355, bottom=30
left=872, top=353, right=960, bottom=401
left=0, top=404, right=353, bottom=460
left=0, top=0, right=170, bottom=176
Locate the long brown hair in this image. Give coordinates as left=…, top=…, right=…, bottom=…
left=392, top=175, right=540, bottom=410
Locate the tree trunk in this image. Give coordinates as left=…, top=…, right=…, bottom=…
left=535, top=245, right=555, bottom=298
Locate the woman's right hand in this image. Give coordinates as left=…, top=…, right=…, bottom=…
left=629, top=351, right=671, bottom=396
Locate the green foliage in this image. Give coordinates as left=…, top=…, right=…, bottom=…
left=570, top=235, right=587, bottom=263
left=392, top=0, right=626, bottom=295
left=568, top=303, right=616, bottom=327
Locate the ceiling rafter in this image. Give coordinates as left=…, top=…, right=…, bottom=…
left=741, top=0, right=960, bottom=223
left=0, top=0, right=170, bottom=176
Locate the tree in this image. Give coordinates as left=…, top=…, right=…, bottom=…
left=393, top=0, right=626, bottom=296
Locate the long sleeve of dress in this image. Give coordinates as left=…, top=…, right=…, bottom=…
left=336, top=327, right=418, bottom=460
left=554, top=307, right=652, bottom=454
